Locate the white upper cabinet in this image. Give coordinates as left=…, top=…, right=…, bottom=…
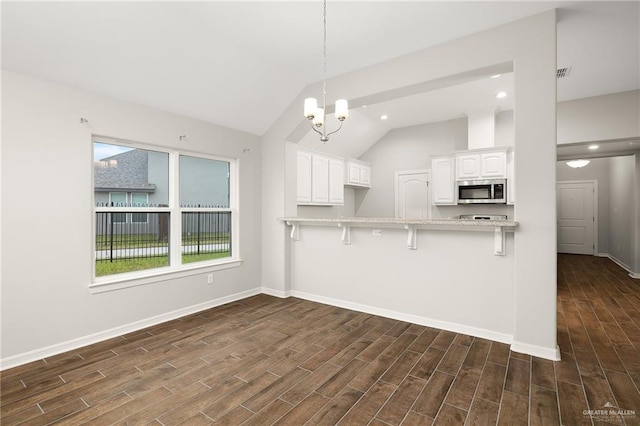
left=455, top=148, right=508, bottom=181
left=455, top=154, right=482, bottom=180
left=328, top=158, right=345, bottom=204
left=480, top=151, right=507, bottom=178
left=345, top=159, right=371, bottom=188
left=507, top=150, right=515, bottom=205
left=296, top=150, right=312, bottom=204
left=431, top=156, right=456, bottom=205
left=311, top=155, right=330, bottom=204
left=297, top=149, right=344, bottom=206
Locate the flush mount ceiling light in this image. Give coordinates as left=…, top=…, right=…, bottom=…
left=566, top=159, right=590, bottom=168
left=496, top=91, right=507, bottom=99
left=380, top=114, right=388, bottom=120
left=303, top=0, right=348, bottom=143
left=588, top=144, right=600, bottom=150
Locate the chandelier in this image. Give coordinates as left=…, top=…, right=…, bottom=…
left=303, top=0, right=348, bottom=142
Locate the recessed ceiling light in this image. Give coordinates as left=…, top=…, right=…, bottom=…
left=588, top=145, right=599, bottom=150
left=380, top=114, right=388, bottom=120
left=566, top=160, right=590, bottom=168
left=496, top=92, right=507, bottom=99
left=491, top=74, right=502, bottom=79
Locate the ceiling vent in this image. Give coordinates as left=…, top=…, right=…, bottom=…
left=557, top=67, right=572, bottom=78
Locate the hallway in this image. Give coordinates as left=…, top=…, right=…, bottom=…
left=556, top=254, right=640, bottom=424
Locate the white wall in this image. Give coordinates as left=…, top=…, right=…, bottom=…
left=608, top=156, right=636, bottom=270
left=1, top=71, right=262, bottom=365
left=556, top=158, right=610, bottom=253
left=263, top=10, right=559, bottom=359
left=557, top=90, right=640, bottom=144
left=355, top=118, right=467, bottom=218
left=291, top=226, right=515, bottom=342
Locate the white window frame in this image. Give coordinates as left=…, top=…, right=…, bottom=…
left=130, top=192, right=149, bottom=224
left=108, top=191, right=128, bottom=223
left=91, top=136, right=242, bottom=293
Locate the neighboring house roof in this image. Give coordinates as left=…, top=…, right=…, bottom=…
left=94, top=149, right=156, bottom=192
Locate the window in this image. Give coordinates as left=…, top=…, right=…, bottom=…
left=93, top=138, right=237, bottom=281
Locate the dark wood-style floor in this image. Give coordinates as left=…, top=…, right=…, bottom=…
left=1, top=254, right=639, bottom=425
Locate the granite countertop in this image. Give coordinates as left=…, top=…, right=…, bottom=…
left=279, top=217, right=518, bottom=228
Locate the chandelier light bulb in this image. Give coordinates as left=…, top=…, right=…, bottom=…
left=312, top=108, right=325, bottom=127
left=335, top=99, right=349, bottom=120
left=304, top=98, right=318, bottom=119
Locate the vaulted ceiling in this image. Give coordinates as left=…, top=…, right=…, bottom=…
left=2, top=1, right=638, bottom=137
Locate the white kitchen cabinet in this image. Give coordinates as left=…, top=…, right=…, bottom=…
left=431, top=156, right=456, bottom=205
left=507, top=150, right=515, bottom=205
left=345, top=159, right=371, bottom=188
left=455, top=154, right=481, bottom=180
left=480, top=151, right=507, bottom=178
left=297, top=149, right=344, bottom=206
left=311, top=155, right=330, bottom=203
left=296, top=150, right=312, bottom=203
left=329, top=158, right=345, bottom=204
left=455, top=148, right=508, bottom=181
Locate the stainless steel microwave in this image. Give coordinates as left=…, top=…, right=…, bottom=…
left=456, top=179, right=507, bottom=204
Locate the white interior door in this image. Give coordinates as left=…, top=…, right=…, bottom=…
left=396, top=171, right=430, bottom=219
left=557, top=181, right=595, bottom=254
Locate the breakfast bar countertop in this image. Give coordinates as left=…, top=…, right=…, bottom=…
left=278, top=216, right=518, bottom=228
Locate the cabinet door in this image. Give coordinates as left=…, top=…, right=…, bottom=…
left=359, top=165, right=371, bottom=187
left=481, top=151, right=507, bottom=178
left=507, top=151, right=515, bottom=204
left=432, top=157, right=456, bottom=205
left=296, top=150, right=312, bottom=203
left=456, top=154, right=481, bottom=180
left=348, top=162, right=361, bottom=185
left=311, top=155, right=329, bottom=203
left=329, top=159, right=344, bottom=204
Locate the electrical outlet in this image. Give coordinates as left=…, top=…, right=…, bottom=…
left=372, top=229, right=383, bottom=237
left=207, top=273, right=214, bottom=284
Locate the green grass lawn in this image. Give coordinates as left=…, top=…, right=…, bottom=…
left=95, top=251, right=231, bottom=277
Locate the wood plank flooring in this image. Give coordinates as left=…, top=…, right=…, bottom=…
left=1, top=254, right=639, bottom=425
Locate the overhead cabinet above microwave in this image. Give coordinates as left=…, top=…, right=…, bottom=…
left=455, top=148, right=507, bottom=180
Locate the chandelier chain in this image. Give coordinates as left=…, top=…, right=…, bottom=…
left=322, top=0, right=327, bottom=105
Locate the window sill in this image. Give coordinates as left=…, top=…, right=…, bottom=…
left=89, top=258, right=243, bottom=294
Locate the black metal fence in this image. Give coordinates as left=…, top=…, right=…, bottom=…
left=95, top=211, right=231, bottom=264
left=181, top=211, right=231, bottom=256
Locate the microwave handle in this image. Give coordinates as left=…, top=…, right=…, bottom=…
left=490, top=185, right=494, bottom=199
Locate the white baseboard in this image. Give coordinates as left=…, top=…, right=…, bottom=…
left=290, top=290, right=513, bottom=346
left=511, top=342, right=561, bottom=361
left=261, top=287, right=291, bottom=298
left=602, top=253, right=640, bottom=279
left=2, top=284, right=569, bottom=370
left=0, top=287, right=262, bottom=371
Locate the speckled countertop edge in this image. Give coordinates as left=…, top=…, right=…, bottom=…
left=278, top=217, right=518, bottom=227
